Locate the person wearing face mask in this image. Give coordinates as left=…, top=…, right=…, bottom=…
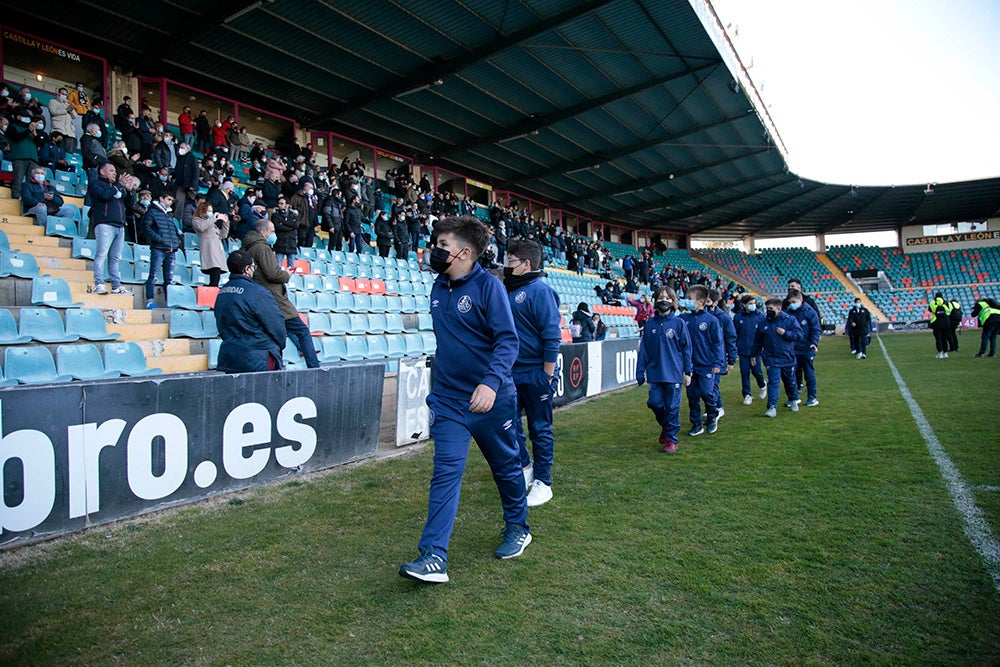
left=148, top=166, right=174, bottom=200
left=67, top=82, right=90, bottom=118
left=391, top=209, right=410, bottom=260
left=214, top=250, right=287, bottom=374
left=271, top=196, right=299, bottom=267
left=21, top=165, right=79, bottom=227
left=342, top=194, right=365, bottom=254
left=211, top=117, right=227, bottom=156
left=503, top=240, right=561, bottom=506
left=191, top=201, right=229, bottom=287
left=846, top=297, right=872, bottom=359
left=47, top=87, right=78, bottom=153
left=636, top=287, right=693, bottom=453
left=152, top=132, right=177, bottom=172
left=235, top=187, right=262, bottom=240
left=242, top=219, right=319, bottom=369
left=6, top=112, right=39, bottom=200
left=398, top=216, right=529, bottom=584
left=142, top=193, right=182, bottom=308
left=289, top=182, right=318, bottom=249
left=373, top=211, right=394, bottom=258
left=173, top=142, right=199, bottom=223
left=706, top=289, right=737, bottom=419
left=733, top=294, right=767, bottom=405
left=751, top=298, right=803, bottom=418
left=786, top=288, right=821, bottom=407
left=678, top=285, right=724, bottom=437
left=81, top=98, right=108, bottom=149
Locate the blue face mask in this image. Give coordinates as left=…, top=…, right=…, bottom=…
left=788, top=301, right=801, bottom=311
left=745, top=304, right=757, bottom=312
left=266, top=232, right=277, bottom=246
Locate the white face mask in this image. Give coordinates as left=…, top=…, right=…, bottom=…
left=33, top=173, right=45, bottom=183
left=58, top=94, right=67, bottom=102
left=19, top=116, right=30, bottom=124
left=94, top=130, right=102, bottom=138
left=178, top=147, right=189, bottom=155
left=36, top=122, right=45, bottom=131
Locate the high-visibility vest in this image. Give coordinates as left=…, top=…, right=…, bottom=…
left=977, top=300, right=1000, bottom=326
left=928, top=297, right=950, bottom=324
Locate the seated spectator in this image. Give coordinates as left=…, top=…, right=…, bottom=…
left=81, top=123, right=108, bottom=172
left=21, top=166, right=79, bottom=227
left=191, top=201, right=229, bottom=287
left=594, top=313, right=607, bottom=341
left=214, top=249, right=287, bottom=374
left=37, top=131, right=74, bottom=173
left=47, top=87, right=78, bottom=153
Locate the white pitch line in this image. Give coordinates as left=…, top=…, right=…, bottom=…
left=877, top=336, right=1000, bottom=594
left=973, top=485, right=1000, bottom=493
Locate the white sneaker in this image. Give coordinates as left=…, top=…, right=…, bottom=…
left=522, top=465, right=534, bottom=488
left=764, top=407, right=777, bottom=418
left=717, top=407, right=725, bottom=419
left=943, top=352, right=949, bottom=359
left=759, top=386, right=767, bottom=400
left=93, top=284, right=108, bottom=295
left=790, top=401, right=799, bottom=412
left=935, top=352, right=943, bottom=359
left=742, top=395, right=753, bottom=405
left=526, top=480, right=553, bottom=507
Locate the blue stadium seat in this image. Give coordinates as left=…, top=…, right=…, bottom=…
left=307, top=312, right=331, bottom=335
left=368, top=313, right=387, bottom=334
left=315, top=249, right=331, bottom=263
left=384, top=312, right=405, bottom=333
left=327, top=312, right=350, bottom=335
left=414, top=295, right=430, bottom=312
left=417, top=313, right=433, bottom=331
left=347, top=313, right=368, bottom=335
left=171, top=263, right=194, bottom=285
left=124, top=260, right=150, bottom=284
left=45, top=216, right=79, bottom=238
left=18, top=308, right=80, bottom=343
left=0, top=229, right=7, bottom=251
left=0, top=309, right=31, bottom=344
left=294, top=291, right=318, bottom=312
left=208, top=338, right=222, bottom=369
left=202, top=310, right=219, bottom=338
left=370, top=255, right=385, bottom=267
left=400, top=295, right=417, bottom=313
left=403, top=333, right=424, bottom=357
left=343, top=335, right=368, bottom=361
left=31, top=277, right=82, bottom=308
left=301, top=274, right=322, bottom=292
left=320, top=276, right=340, bottom=293
left=420, top=332, right=437, bottom=355
left=384, top=295, right=402, bottom=313
left=330, top=251, right=346, bottom=263
left=344, top=253, right=358, bottom=264
left=64, top=308, right=121, bottom=342
left=352, top=294, right=373, bottom=313
left=314, top=291, right=335, bottom=313
left=299, top=247, right=316, bottom=260
left=169, top=310, right=207, bottom=338
left=5, top=347, right=73, bottom=384
left=355, top=265, right=371, bottom=279
left=385, top=333, right=407, bottom=358
left=1, top=251, right=43, bottom=279
left=187, top=249, right=202, bottom=268
left=358, top=253, right=372, bottom=266
left=56, top=343, right=122, bottom=381
left=71, top=238, right=97, bottom=260
left=184, top=232, right=200, bottom=250
left=396, top=281, right=413, bottom=296
left=167, top=284, right=209, bottom=310
left=102, top=342, right=164, bottom=376
left=319, top=336, right=347, bottom=362
left=365, top=334, right=387, bottom=359
left=369, top=294, right=388, bottom=313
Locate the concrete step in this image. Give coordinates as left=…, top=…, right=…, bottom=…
left=7, top=234, right=63, bottom=249
left=145, top=354, right=209, bottom=374
left=0, top=199, right=20, bottom=215
left=108, top=322, right=170, bottom=339
left=73, top=292, right=135, bottom=309
left=1, top=219, right=44, bottom=236
left=35, top=246, right=75, bottom=261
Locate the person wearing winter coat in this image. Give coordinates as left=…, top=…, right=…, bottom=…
left=570, top=302, right=596, bottom=342
left=846, top=297, right=872, bottom=359
left=215, top=249, right=287, bottom=374
left=374, top=211, right=394, bottom=257
left=271, top=196, right=300, bottom=268
left=191, top=200, right=229, bottom=287
left=733, top=294, right=767, bottom=404
left=752, top=298, right=803, bottom=418
left=142, top=191, right=182, bottom=308
left=47, top=88, right=78, bottom=153
left=971, top=298, right=1000, bottom=358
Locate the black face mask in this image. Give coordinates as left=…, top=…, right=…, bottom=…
left=655, top=300, right=672, bottom=313
left=429, top=246, right=458, bottom=274
left=766, top=310, right=778, bottom=320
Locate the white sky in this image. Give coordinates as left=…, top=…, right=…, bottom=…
left=709, top=0, right=1000, bottom=187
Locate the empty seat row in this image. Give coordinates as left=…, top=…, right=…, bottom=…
left=304, top=312, right=432, bottom=336
left=1, top=342, right=161, bottom=385
left=279, top=333, right=437, bottom=368
left=0, top=307, right=119, bottom=344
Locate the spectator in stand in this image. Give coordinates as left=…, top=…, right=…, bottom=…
left=121, top=112, right=141, bottom=157
left=407, top=206, right=422, bottom=256
left=635, top=286, right=692, bottom=453
left=89, top=162, right=132, bottom=296
left=37, top=131, right=73, bottom=173
left=571, top=302, right=595, bottom=342
left=622, top=255, right=634, bottom=283
left=392, top=209, right=410, bottom=261
left=143, top=191, right=182, bottom=309
left=149, top=166, right=174, bottom=200
left=374, top=211, right=393, bottom=258
left=236, top=126, right=251, bottom=163
left=593, top=313, right=607, bottom=341
left=114, top=96, right=134, bottom=135
left=211, top=116, right=227, bottom=156
left=243, top=218, right=319, bottom=369
left=344, top=194, right=365, bottom=254
left=271, top=196, right=299, bottom=267
left=21, top=165, right=79, bottom=227
left=494, top=220, right=507, bottom=265
left=173, top=141, right=199, bottom=218
left=81, top=98, right=108, bottom=149
left=289, top=180, right=318, bottom=249
left=227, top=121, right=241, bottom=164
left=846, top=297, right=872, bottom=359
left=66, top=82, right=90, bottom=142
left=752, top=298, right=802, bottom=418
left=6, top=111, right=38, bottom=200
left=971, top=298, right=1000, bottom=358
left=215, top=249, right=287, bottom=374
left=137, top=108, right=156, bottom=160
left=733, top=294, right=767, bottom=404
left=321, top=188, right=344, bottom=252
left=194, top=109, right=211, bottom=156
left=628, top=293, right=653, bottom=332
left=178, top=106, right=195, bottom=149
left=152, top=132, right=176, bottom=172
left=235, top=187, right=263, bottom=241
left=47, top=88, right=78, bottom=153
left=191, top=201, right=229, bottom=287
left=206, top=180, right=237, bottom=231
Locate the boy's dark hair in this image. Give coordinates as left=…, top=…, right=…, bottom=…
left=787, top=288, right=803, bottom=300
left=507, top=239, right=542, bottom=270
left=227, top=249, right=254, bottom=274
left=434, top=215, right=489, bottom=257
left=687, top=284, right=708, bottom=300
left=765, top=297, right=783, bottom=308
left=740, top=293, right=757, bottom=305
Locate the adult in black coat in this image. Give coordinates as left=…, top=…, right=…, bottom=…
left=173, top=142, right=199, bottom=216
left=374, top=211, right=394, bottom=258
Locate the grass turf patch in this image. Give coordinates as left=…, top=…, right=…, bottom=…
left=0, top=332, right=998, bottom=665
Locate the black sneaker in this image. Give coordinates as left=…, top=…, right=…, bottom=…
left=494, top=523, right=532, bottom=559
left=398, top=549, right=449, bottom=583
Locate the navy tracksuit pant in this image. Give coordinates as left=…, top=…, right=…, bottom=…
left=739, top=354, right=766, bottom=396
left=514, top=368, right=555, bottom=485
left=419, top=389, right=529, bottom=560
left=647, top=381, right=682, bottom=443
left=687, top=371, right=718, bottom=427
left=765, top=363, right=799, bottom=409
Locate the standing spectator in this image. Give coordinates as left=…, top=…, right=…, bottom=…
left=143, top=191, right=181, bottom=308
left=622, top=255, right=634, bottom=283
left=152, top=133, right=176, bottom=171
left=236, top=126, right=251, bottom=163
left=206, top=180, right=237, bottom=231
left=503, top=239, right=562, bottom=506
left=47, top=88, right=77, bottom=153
left=271, top=196, right=299, bottom=268
left=114, top=96, right=134, bottom=135
left=392, top=209, right=410, bottom=261
left=137, top=108, right=156, bottom=161
left=214, top=249, right=286, bottom=374
left=678, top=285, right=723, bottom=437
left=494, top=220, right=507, bottom=265
left=398, top=216, right=529, bottom=584
left=236, top=187, right=262, bottom=240
left=81, top=99, right=109, bottom=150
left=195, top=110, right=211, bottom=156
left=6, top=111, right=38, bottom=200
left=593, top=313, right=607, bottom=341
left=289, top=181, right=318, bottom=249
left=321, top=188, right=345, bottom=252
left=21, top=166, right=79, bottom=228
left=570, top=302, right=595, bottom=342
left=66, top=82, right=91, bottom=142
left=706, top=289, right=737, bottom=418
left=733, top=294, right=767, bottom=404
left=191, top=201, right=229, bottom=287
left=406, top=207, right=422, bottom=256
left=787, top=288, right=820, bottom=407
left=227, top=122, right=241, bottom=164
left=344, top=195, right=365, bottom=254
left=121, top=113, right=142, bottom=157
left=80, top=123, right=107, bottom=172
left=89, top=162, right=132, bottom=295
left=971, top=298, right=1000, bottom=358
left=211, top=117, right=227, bottom=156
left=243, top=219, right=319, bottom=369
left=635, top=287, right=692, bottom=453
left=846, top=297, right=872, bottom=359
left=178, top=106, right=195, bottom=149
left=374, top=211, right=393, bottom=258
left=173, top=142, right=199, bottom=220
left=628, top=293, right=654, bottom=333
left=752, top=298, right=803, bottom=418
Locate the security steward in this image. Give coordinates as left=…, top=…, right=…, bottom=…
left=214, top=249, right=287, bottom=373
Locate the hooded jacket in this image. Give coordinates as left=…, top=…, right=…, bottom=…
left=242, top=230, right=297, bottom=320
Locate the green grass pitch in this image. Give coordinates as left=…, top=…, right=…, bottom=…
left=1, top=332, right=998, bottom=665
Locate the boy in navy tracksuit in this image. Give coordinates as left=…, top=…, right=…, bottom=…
left=733, top=294, right=767, bottom=404
left=787, top=288, right=821, bottom=407
left=678, top=285, right=724, bottom=436
left=504, top=239, right=562, bottom=507
left=707, top=289, right=737, bottom=419
left=399, top=216, right=530, bottom=584
left=636, top=287, right=692, bottom=453
left=752, top=298, right=803, bottom=417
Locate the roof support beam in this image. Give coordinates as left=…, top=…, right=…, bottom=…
left=755, top=187, right=853, bottom=234
left=601, top=173, right=775, bottom=225
left=818, top=187, right=893, bottom=234
left=694, top=183, right=825, bottom=233
left=308, top=0, right=615, bottom=125
left=434, top=60, right=721, bottom=159
left=513, top=110, right=754, bottom=184
left=648, top=177, right=794, bottom=226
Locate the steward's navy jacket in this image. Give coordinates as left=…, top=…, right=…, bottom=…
left=709, top=306, right=738, bottom=370
left=215, top=273, right=286, bottom=373
left=790, top=302, right=821, bottom=354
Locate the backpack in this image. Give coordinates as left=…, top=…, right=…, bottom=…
left=570, top=320, right=583, bottom=339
